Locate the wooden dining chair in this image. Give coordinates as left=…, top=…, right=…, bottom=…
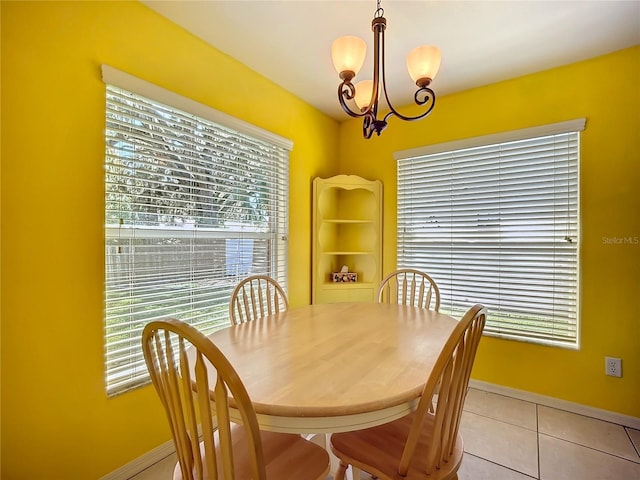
left=377, top=268, right=441, bottom=311
left=142, top=318, right=330, bottom=480
left=329, top=304, right=487, bottom=480
left=229, top=275, right=289, bottom=325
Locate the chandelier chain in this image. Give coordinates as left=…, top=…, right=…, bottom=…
left=375, top=0, right=384, bottom=19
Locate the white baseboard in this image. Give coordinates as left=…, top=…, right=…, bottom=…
left=469, top=379, right=640, bottom=430
left=100, top=439, right=175, bottom=480
left=103, top=382, right=640, bottom=479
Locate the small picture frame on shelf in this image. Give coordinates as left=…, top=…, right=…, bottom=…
left=331, top=272, right=357, bottom=283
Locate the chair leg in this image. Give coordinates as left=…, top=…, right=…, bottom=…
left=334, top=461, right=348, bottom=480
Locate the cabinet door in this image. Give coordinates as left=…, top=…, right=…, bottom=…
left=315, top=286, right=374, bottom=304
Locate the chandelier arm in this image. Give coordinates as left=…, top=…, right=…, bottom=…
left=379, top=21, right=394, bottom=118
left=376, top=15, right=435, bottom=127
left=379, top=24, right=436, bottom=123
left=361, top=14, right=387, bottom=137
left=383, top=86, right=437, bottom=123
left=368, top=16, right=384, bottom=116
left=362, top=114, right=375, bottom=139
left=338, top=81, right=368, bottom=119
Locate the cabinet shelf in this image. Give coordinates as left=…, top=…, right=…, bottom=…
left=321, top=251, right=375, bottom=255
left=322, top=219, right=373, bottom=224
left=312, top=175, right=382, bottom=304
left=321, top=282, right=375, bottom=288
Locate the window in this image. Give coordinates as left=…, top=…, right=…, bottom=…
left=103, top=66, right=291, bottom=395
left=396, top=119, right=584, bottom=349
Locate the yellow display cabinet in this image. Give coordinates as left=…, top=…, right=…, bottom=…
left=312, top=175, right=383, bottom=304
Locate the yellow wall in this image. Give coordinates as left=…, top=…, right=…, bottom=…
left=2, top=1, right=638, bottom=478
left=1, top=1, right=338, bottom=478
left=338, top=46, right=640, bottom=418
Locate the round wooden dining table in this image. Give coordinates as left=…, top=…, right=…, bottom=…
left=199, top=301, right=458, bottom=434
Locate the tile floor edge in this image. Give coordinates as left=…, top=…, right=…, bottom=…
left=469, top=379, right=640, bottom=430
left=100, top=440, right=175, bottom=480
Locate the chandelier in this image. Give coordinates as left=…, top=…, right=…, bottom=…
left=331, top=0, right=441, bottom=139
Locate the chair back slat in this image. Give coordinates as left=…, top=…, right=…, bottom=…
left=166, top=332, right=195, bottom=478
left=398, top=304, right=486, bottom=476
left=183, top=343, right=204, bottom=480
left=243, top=285, right=253, bottom=322
left=142, top=319, right=269, bottom=480
left=230, top=275, right=289, bottom=325
left=249, top=282, right=261, bottom=319
left=193, top=351, right=217, bottom=479
left=400, top=274, right=409, bottom=304
left=378, top=269, right=441, bottom=311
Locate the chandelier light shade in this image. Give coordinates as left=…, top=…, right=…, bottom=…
left=331, top=36, right=367, bottom=78
left=406, top=45, right=442, bottom=87
left=331, top=0, right=441, bottom=138
left=353, top=79, right=375, bottom=111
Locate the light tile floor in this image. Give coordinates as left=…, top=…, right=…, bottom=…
left=129, top=388, right=640, bottom=480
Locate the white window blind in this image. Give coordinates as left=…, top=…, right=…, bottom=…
left=104, top=76, right=290, bottom=396
left=397, top=120, right=584, bottom=348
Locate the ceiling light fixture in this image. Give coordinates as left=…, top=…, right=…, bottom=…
left=331, top=0, right=441, bottom=139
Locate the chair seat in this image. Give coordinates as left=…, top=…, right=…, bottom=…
left=330, top=411, right=463, bottom=480
left=174, top=425, right=330, bottom=480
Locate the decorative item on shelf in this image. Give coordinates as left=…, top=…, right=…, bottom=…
left=332, top=265, right=358, bottom=283
left=331, top=0, right=441, bottom=139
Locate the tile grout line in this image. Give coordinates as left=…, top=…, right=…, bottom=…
left=538, top=430, right=640, bottom=466
left=624, top=427, right=640, bottom=459
left=463, top=408, right=538, bottom=433
left=536, top=403, right=541, bottom=480
left=462, top=452, right=539, bottom=480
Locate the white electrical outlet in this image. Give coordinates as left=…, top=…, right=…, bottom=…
left=605, top=357, right=622, bottom=377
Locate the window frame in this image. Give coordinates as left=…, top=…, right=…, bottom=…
left=102, top=66, right=291, bottom=396
left=395, top=119, right=585, bottom=349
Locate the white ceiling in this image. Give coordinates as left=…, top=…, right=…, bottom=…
left=142, top=0, right=640, bottom=121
